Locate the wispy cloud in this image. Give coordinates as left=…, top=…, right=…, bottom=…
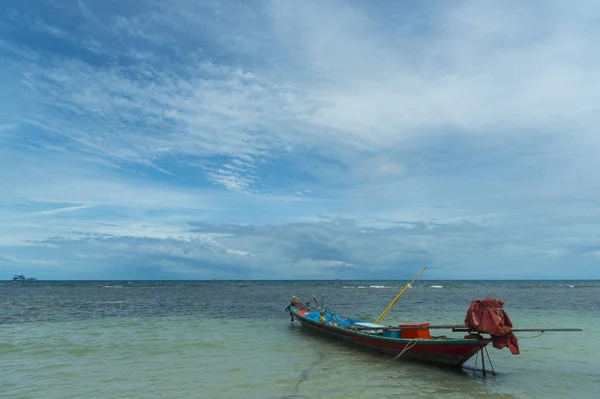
left=6, top=217, right=597, bottom=280
left=29, top=205, right=93, bottom=217
left=1, top=0, right=599, bottom=278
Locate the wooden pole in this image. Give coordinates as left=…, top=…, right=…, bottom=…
left=354, top=324, right=464, bottom=331
left=374, top=267, right=426, bottom=324
left=353, top=325, right=582, bottom=332
left=481, top=347, right=486, bottom=377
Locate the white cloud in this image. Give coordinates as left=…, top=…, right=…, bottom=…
left=1, top=0, right=600, bottom=278
left=6, top=0, right=599, bottom=189
left=30, top=205, right=93, bottom=216
left=267, top=0, right=599, bottom=146
left=5, top=216, right=598, bottom=279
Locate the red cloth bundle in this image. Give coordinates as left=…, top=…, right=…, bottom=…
left=464, top=297, right=520, bottom=355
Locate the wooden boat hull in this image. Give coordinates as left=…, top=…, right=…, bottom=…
left=291, top=307, right=490, bottom=367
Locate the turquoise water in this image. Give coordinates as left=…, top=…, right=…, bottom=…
left=2, top=280, right=599, bottom=398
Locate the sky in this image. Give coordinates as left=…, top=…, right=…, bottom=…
left=1, top=0, right=599, bottom=280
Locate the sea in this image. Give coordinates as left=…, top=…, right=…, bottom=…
left=1, top=280, right=599, bottom=399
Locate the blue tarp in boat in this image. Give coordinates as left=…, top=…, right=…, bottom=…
left=301, top=310, right=361, bottom=329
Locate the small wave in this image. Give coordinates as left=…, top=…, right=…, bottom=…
left=430, top=285, right=444, bottom=288
left=346, top=285, right=386, bottom=289
left=569, top=285, right=600, bottom=288
left=104, top=285, right=123, bottom=288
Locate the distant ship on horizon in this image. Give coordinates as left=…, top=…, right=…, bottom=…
left=12, top=274, right=37, bottom=282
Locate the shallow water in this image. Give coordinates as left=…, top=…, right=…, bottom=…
left=2, top=280, right=599, bottom=398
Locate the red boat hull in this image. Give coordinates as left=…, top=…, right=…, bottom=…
left=292, top=308, right=489, bottom=367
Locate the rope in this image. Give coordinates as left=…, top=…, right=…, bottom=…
left=326, top=308, right=342, bottom=327
left=463, top=347, right=497, bottom=377
left=390, top=339, right=419, bottom=361
left=282, top=348, right=323, bottom=399
left=517, top=331, right=546, bottom=339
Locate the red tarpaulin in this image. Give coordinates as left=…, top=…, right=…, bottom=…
left=464, top=297, right=520, bottom=355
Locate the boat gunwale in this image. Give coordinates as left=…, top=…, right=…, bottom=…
left=290, top=306, right=489, bottom=346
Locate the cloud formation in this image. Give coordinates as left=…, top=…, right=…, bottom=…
left=1, top=0, right=599, bottom=279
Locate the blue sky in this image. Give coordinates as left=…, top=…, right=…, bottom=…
left=1, top=0, right=599, bottom=280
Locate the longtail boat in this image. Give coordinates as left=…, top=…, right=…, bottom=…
left=287, top=298, right=492, bottom=367
left=285, top=268, right=582, bottom=372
